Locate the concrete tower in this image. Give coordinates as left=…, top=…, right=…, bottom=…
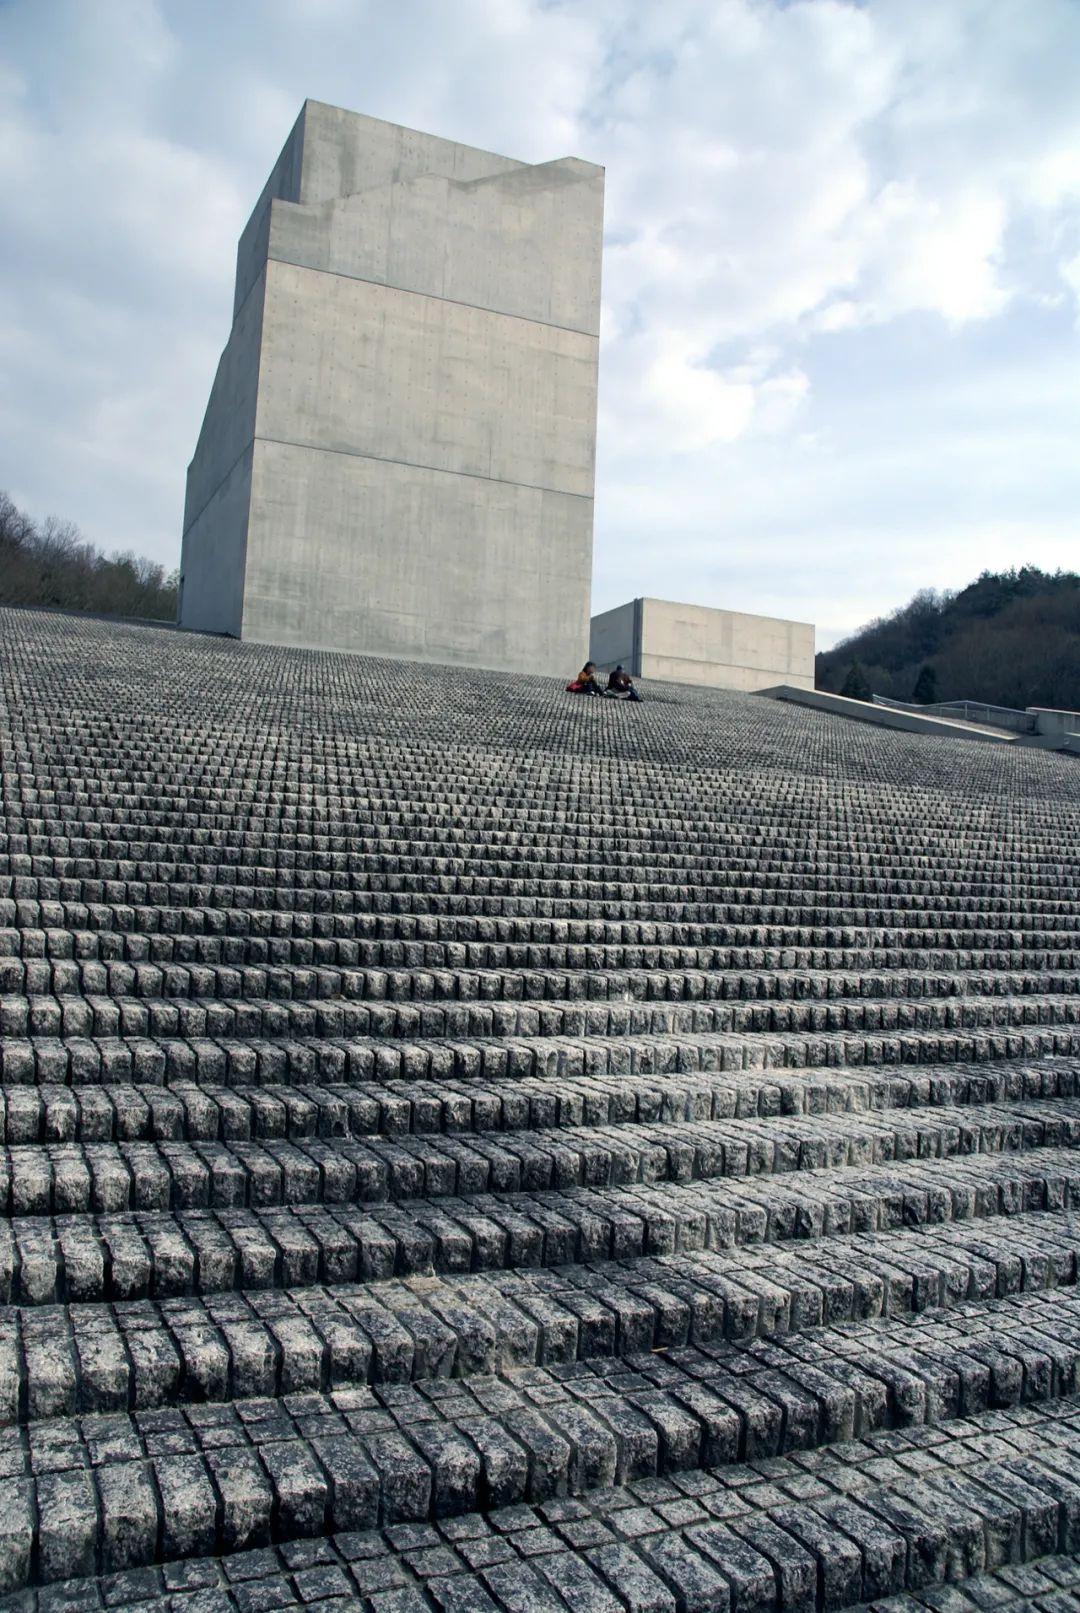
left=180, top=101, right=604, bottom=675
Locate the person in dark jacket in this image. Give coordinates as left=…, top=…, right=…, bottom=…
left=606, top=665, right=642, bottom=702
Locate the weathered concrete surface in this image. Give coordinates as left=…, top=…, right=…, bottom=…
left=180, top=101, right=603, bottom=674
left=591, top=596, right=815, bottom=691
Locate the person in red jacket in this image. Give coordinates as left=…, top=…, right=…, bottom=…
left=566, top=662, right=604, bottom=696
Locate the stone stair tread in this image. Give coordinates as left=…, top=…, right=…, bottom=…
left=2, top=1289, right=1080, bottom=1592
left=7, top=1416, right=1080, bottom=1612
left=4, top=1024, right=1080, bottom=1096
left=8, top=899, right=1080, bottom=972
left=0, top=1096, right=1075, bottom=1217
left=2, top=1145, right=1078, bottom=1306
left=5, top=1206, right=1080, bottom=1420
left=5, top=607, right=1080, bottom=1607
left=0, top=1057, right=1076, bottom=1144
left=10, top=949, right=1080, bottom=1001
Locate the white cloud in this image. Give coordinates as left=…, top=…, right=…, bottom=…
left=1, top=0, right=1079, bottom=641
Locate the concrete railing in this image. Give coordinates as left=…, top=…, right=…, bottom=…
left=877, top=695, right=1080, bottom=747
left=755, top=686, right=1012, bottom=742
left=762, top=686, right=1080, bottom=751
left=874, top=695, right=1037, bottom=735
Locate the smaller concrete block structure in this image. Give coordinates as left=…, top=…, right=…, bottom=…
left=590, top=597, right=815, bottom=692
left=1028, top=708, right=1080, bottom=746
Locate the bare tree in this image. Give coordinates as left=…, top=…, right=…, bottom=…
left=0, top=492, right=179, bottom=622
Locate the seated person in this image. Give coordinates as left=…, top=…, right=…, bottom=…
left=566, top=661, right=604, bottom=695
left=606, top=664, right=642, bottom=702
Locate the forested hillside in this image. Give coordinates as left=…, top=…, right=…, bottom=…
left=0, top=492, right=178, bottom=622
left=817, top=567, right=1080, bottom=711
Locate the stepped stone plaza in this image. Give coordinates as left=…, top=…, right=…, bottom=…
left=179, top=102, right=604, bottom=676
left=3, top=604, right=1080, bottom=1609
left=591, top=598, right=816, bottom=692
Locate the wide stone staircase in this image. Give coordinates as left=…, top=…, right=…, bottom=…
left=2, top=605, right=1080, bottom=1612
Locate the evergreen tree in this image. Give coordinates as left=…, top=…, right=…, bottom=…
left=911, top=664, right=938, bottom=704
left=839, top=661, right=872, bottom=701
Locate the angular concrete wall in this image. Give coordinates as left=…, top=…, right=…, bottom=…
left=180, top=102, right=604, bottom=674
left=590, top=597, right=815, bottom=692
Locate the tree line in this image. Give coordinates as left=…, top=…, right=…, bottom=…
left=817, top=566, right=1080, bottom=711
left=0, top=491, right=179, bottom=623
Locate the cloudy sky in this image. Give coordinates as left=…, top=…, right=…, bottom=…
left=2, top=0, right=1079, bottom=647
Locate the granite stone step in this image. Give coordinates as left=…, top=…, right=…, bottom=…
left=10, top=799, right=1063, bottom=862
left=10, top=952, right=1080, bottom=1011
left=9, top=896, right=1080, bottom=969
left=6, top=607, right=1080, bottom=1609
left=7, top=795, right=1074, bottom=858
left=1, top=1288, right=1079, bottom=1591
left=0, top=1057, right=1076, bottom=1145
left=2, top=1146, right=1078, bottom=1307
left=6, top=906, right=1079, bottom=981
left=6, top=848, right=1074, bottom=916
left=7, top=1208, right=1080, bottom=1421
left=5, top=1024, right=1080, bottom=1097
left=11, top=931, right=1080, bottom=989
left=7, top=989, right=1080, bottom=1063
left=8, top=867, right=1080, bottom=932
left=0, top=1099, right=1073, bottom=1219
left=5, top=1413, right=1080, bottom=1611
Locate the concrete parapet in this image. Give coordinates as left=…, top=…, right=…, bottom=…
left=869, top=696, right=1080, bottom=752
left=591, top=596, right=815, bottom=691
left=758, top=683, right=1014, bottom=742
